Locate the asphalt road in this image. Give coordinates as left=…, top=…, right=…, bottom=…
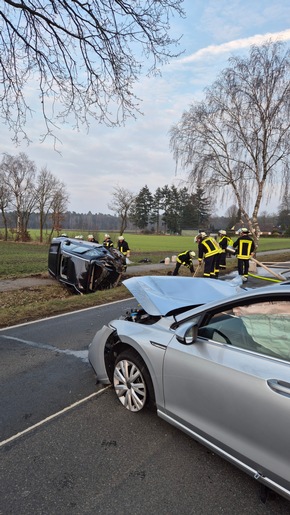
left=1, top=301, right=290, bottom=514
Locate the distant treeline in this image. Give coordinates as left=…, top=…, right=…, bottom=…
left=0, top=210, right=283, bottom=236
left=0, top=211, right=134, bottom=232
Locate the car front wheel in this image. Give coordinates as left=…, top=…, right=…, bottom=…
left=113, top=350, right=155, bottom=412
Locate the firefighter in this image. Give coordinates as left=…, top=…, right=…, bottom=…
left=103, top=233, right=114, bottom=248
left=117, top=235, right=130, bottom=257
left=88, top=234, right=98, bottom=243
left=217, top=230, right=233, bottom=270
left=172, top=250, right=196, bottom=276
left=233, top=228, right=256, bottom=282
left=196, top=232, right=222, bottom=278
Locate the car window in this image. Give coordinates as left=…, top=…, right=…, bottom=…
left=233, top=301, right=290, bottom=361
left=198, top=300, right=290, bottom=361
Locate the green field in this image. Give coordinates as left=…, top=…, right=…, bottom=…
left=1, top=235, right=290, bottom=279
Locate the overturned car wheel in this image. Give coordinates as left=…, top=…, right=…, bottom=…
left=113, top=350, right=155, bottom=412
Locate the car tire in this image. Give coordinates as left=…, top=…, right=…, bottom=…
left=113, top=350, right=155, bottom=412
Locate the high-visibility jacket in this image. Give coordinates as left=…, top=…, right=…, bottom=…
left=198, top=237, right=221, bottom=260
left=233, top=235, right=255, bottom=259
left=177, top=250, right=193, bottom=266
left=218, top=235, right=233, bottom=252
left=117, top=240, right=130, bottom=256
left=103, top=238, right=114, bottom=248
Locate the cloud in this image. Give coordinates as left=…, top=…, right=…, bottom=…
left=178, top=29, right=290, bottom=64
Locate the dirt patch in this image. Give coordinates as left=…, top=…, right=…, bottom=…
left=0, top=264, right=176, bottom=293
left=0, top=276, right=55, bottom=292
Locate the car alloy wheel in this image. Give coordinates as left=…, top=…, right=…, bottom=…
left=113, top=350, right=154, bottom=412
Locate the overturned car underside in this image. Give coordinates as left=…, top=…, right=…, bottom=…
left=48, top=237, right=126, bottom=294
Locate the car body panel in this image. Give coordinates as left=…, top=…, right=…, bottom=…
left=162, top=335, right=290, bottom=493
left=48, top=237, right=126, bottom=293
left=123, top=276, right=245, bottom=316
left=89, top=317, right=175, bottom=406
left=89, top=325, right=115, bottom=384
left=88, top=276, right=290, bottom=500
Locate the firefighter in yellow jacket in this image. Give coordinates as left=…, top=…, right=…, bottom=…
left=218, top=230, right=233, bottom=270
left=172, top=250, right=195, bottom=276
left=233, top=228, right=256, bottom=282
left=196, top=232, right=222, bottom=278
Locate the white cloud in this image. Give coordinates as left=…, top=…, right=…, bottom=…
left=178, top=29, right=290, bottom=64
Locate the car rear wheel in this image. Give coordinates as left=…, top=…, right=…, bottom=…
left=113, top=350, right=155, bottom=412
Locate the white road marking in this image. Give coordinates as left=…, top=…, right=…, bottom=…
left=0, top=297, right=132, bottom=330
left=0, top=335, right=89, bottom=362
left=0, top=386, right=111, bottom=448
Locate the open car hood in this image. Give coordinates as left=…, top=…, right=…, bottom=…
left=123, top=276, right=243, bottom=316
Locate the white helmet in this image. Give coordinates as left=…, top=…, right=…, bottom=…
left=195, top=232, right=206, bottom=242
left=104, top=233, right=110, bottom=238
left=118, top=236, right=124, bottom=241
left=189, top=251, right=196, bottom=258
left=241, top=227, right=249, bottom=233
left=219, top=229, right=226, bottom=235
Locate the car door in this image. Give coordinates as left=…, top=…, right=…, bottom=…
left=162, top=298, right=290, bottom=494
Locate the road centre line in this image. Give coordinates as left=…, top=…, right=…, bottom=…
left=0, top=386, right=111, bottom=449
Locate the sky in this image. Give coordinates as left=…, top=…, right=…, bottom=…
left=1, top=0, right=290, bottom=216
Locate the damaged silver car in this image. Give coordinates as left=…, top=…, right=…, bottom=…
left=89, top=275, right=290, bottom=501
left=48, top=236, right=126, bottom=294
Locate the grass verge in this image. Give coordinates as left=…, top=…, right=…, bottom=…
left=0, top=282, right=133, bottom=328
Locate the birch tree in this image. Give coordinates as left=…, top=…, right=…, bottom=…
left=170, top=41, right=290, bottom=244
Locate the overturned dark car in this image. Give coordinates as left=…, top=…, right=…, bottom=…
left=48, top=237, right=126, bottom=294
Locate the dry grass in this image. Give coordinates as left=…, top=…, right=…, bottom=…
left=0, top=281, right=133, bottom=328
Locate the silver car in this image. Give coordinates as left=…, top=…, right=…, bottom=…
left=88, top=276, right=290, bottom=501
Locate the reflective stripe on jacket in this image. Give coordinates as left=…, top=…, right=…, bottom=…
left=177, top=250, right=192, bottom=265
left=233, top=237, right=255, bottom=259
left=199, top=237, right=221, bottom=259
left=219, top=235, right=233, bottom=252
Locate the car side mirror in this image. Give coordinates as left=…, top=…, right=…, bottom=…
left=176, top=323, right=198, bottom=345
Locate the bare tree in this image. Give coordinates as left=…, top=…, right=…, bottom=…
left=36, top=167, right=65, bottom=242
left=1, top=152, right=37, bottom=240
left=0, top=166, right=12, bottom=240
left=49, top=185, right=69, bottom=240
left=170, top=41, right=290, bottom=244
left=0, top=0, right=184, bottom=145
left=108, top=186, right=136, bottom=235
